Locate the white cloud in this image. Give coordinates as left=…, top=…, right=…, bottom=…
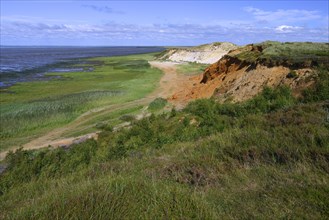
left=275, top=25, right=303, bottom=33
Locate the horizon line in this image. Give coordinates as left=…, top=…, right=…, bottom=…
left=1, top=40, right=328, bottom=48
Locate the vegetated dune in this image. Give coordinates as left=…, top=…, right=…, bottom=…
left=192, top=41, right=329, bottom=102
left=1, top=42, right=329, bottom=219
left=156, top=42, right=237, bottom=64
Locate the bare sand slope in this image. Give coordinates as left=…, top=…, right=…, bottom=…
left=149, top=61, right=220, bottom=107
left=157, top=42, right=237, bottom=64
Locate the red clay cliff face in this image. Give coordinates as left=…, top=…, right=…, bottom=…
left=198, top=46, right=317, bottom=103
left=200, top=56, right=249, bottom=84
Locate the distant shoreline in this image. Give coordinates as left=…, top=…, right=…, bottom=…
left=0, top=47, right=165, bottom=88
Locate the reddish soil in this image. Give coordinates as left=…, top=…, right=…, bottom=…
left=149, top=61, right=218, bottom=109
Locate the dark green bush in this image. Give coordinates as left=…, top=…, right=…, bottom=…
left=119, top=114, right=136, bottom=122
left=95, top=122, right=113, bottom=131
left=148, top=97, right=168, bottom=111
left=0, top=140, right=98, bottom=194
left=286, top=70, right=298, bottom=78
left=303, top=68, right=329, bottom=102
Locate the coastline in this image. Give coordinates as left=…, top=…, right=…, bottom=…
left=0, top=46, right=164, bottom=88
left=0, top=52, right=164, bottom=155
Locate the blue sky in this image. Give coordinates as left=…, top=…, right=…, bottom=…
left=1, top=0, right=328, bottom=46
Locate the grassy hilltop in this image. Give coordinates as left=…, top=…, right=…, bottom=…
left=233, top=41, right=329, bottom=68
left=0, top=42, right=329, bottom=219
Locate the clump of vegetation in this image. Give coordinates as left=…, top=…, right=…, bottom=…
left=212, top=42, right=223, bottom=46
left=148, top=97, right=168, bottom=111
left=95, top=122, right=113, bottom=131
left=286, top=70, right=298, bottom=78
left=119, top=114, right=136, bottom=122
left=302, top=68, right=329, bottom=102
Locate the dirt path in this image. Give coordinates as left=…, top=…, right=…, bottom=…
left=150, top=61, right=218, bottom=107
left=149, top=61, right=196, bottom=109
left=0, top=61, right=198, bottom=160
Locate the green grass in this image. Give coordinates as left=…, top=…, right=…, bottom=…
left=0, top=53, right=162, bottom=151
left=1, top=102, right=328, bottom=219
left=234, top=41, right=329, bottom=68
left=1, top=69, right=328, bottom=219
left=302, top=68, right=329, bottom=102
left=176, top=62, right=209, bottom=76
left=63, top=105, right=144, bottom=138
left=148, top=98, right=168, bottom=111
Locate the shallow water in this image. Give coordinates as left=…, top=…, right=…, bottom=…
left=0, top=46, right=164, bottom=87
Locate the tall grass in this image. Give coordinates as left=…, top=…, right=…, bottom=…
left=235, top=41, right=329, bottom=67
left=0, top=91, right=123, bottom=137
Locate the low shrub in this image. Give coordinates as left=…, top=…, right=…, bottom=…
left=119, top=114, right=136, bottom=122
left=148, top=97, right=168, bottom=111
left=303, top=68, right=329, bottom=102
left=286, top=70, right=298, bottom=78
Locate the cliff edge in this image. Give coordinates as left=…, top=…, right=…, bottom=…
left=156, top=42, right=237, bottom=64
left=199, top=41, right=329, bottom=102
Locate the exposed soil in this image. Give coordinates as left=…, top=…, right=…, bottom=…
left=201, top=54, right=316, bottom=103
left=156, top=42, right=237, bottom=64
left=149, top=61, right=218, bottom=108
left=198, top=43, right=323, bottom=102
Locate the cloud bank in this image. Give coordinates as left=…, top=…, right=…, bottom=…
left=1, top=6, right=328, bottom=45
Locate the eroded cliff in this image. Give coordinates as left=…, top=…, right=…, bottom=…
left=199, top=41, right=329, bottom=102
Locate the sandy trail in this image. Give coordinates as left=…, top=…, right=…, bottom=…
left=150, top=61, right=217, bottom=107
left=149, top=61, right=198, bottom=109
left=0, top=61, right=200, bottom=160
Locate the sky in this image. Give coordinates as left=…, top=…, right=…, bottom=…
left=1, top=0, right=328, bottom=46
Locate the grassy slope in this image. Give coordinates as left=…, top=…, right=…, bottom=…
left=0, top=67, right=328, bottom=219
left=0, top=53, right=162, bottom=151
left=176, top=62, right=209, bottom=76
left=234, top=41, right=329, bottom=67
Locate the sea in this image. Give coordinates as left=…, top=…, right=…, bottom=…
left=0, top=46, right=164, bottom=87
